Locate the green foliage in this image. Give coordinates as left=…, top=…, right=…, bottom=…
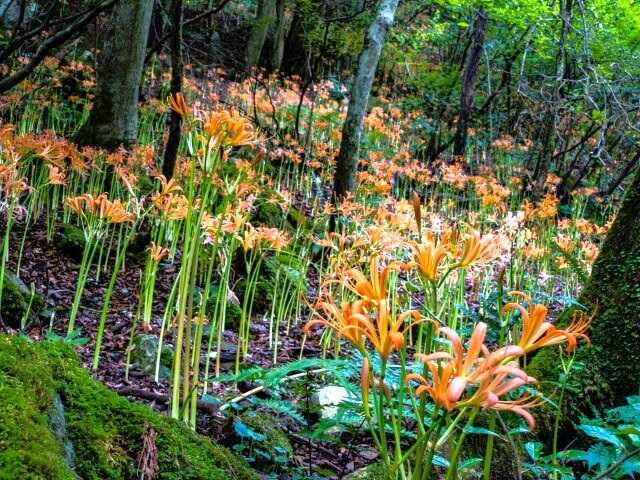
left=44, top=327, right=90, bottom=346
left=525, top=396, right=640, bottom=479
left=232, top=410, right=293, bottom=473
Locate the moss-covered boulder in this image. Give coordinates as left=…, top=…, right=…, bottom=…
left=0, top=335, right=256, bottom=480
left=343, top=463, right=390, bottom=479
left=0, top=272, right=45, bottom=329
left=130, top=334, right=173, bottom=379
left=226, top=410, right=293, bottom=474
left=56, top=223, right=86, bottom=257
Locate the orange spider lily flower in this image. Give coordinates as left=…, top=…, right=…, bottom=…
left=414, top=323, right=525, bottom=406
left=155, top=174, right=182, bottom=197
left=46, top=164, right=67, bottom=186
left=65, top=195, right=86, bottom=216
left=66, top=193, right=134, bottom=224
left=98, top=197, right=135, bottom=223
left=148, top=242, right=170, bottom=263
left=409, top=231, right=453, bottom=283
left=238, top=223, right=261, bottom=253
left=340, top=299, right=424, bottom=360
left=168, top=92, right=192, bottom=118
left=457, top=361, right=533, bottom=409
left=503, top=291, right=591, bottom=353
left=304, top=299, right=368, bottom=353
left=341, top=255, right=404, bottom=307
left=484, top=394, right=543, bottom=430
left=457, top=224, right=501, bottom=268
left=406, top=361, right=458, bottom=410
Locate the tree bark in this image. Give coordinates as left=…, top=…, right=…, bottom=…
left=76, top=0, right=154, bottom=149
left=246, top=0, right=276, bottom=70
left=453, top=8, right=488, bottom=158
left=267, top=0, right=287, bottom=71
left=527, top=166, right=640, bottom=440
left=333, top=0, right=400, bottom=199
left=162, top=0, right=183, bottom=179
left=281, top=0, right=315, bottom=77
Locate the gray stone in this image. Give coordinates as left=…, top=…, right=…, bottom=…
left=0, top=0, right=38, bottom=29
left=130, top=334, right=172, bottom=379
left=210, top=30, right=222, bottom=51
left=48, top=395, right=77, bottom=469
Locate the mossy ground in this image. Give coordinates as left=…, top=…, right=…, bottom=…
left=0, top=335, right=256, bottom=480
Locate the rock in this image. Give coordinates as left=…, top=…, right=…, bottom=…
left=0, top=335, right=257, bottom=480
left=210, top=30, right=223, bottom=51
left=48, top=395, right=77, bottom=469
left=310, top=385, right=366, bottom=435
left=225, top=410, right=293, bottom=474
left=343, top=463, right=390, bottom=479
left=56, top=223, right=86, bottom=258
left=0, top=271, right=44, bottom=329
left=311, top=385, right=354, bottom=421
left=130, top=334, right=173, bottom=379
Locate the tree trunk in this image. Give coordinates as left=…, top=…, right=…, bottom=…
left=267, top=0, right=287, bottom=71
left=333, top=0, right=400, bottom=199
left=162, top=0, right=183, bottom=179
left=453, top=8, right=488, bottom=158
left=76, top=0, right=154, bottom=149
left=527, top=166, right=640, bottom=440
left=281, top=0, right=315, bottom=77
left=246, top=0, right=276, bottom=70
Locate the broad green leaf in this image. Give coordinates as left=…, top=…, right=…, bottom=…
left=234, top=421, right=267, bottom=442
left=525, top=441, right=543, bottom=461
left=464, top=425, right=501, bottom=438
left=580, top=425, right=625, bottom=447
left=432, top=455, right=450, bottom=467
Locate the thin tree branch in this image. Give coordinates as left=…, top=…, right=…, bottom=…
left=144, top=0, right=231, bottom=63
left=0, top=0, right=118, bottom=94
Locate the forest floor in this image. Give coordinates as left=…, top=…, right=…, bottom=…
left=3, top=220, right=382, bottom=479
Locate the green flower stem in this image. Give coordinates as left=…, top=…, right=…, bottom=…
left=67, top=229, right=100, bottom=334
left=92, top=218, right=142, bottom=371
left=446, top=408, right=479, bottom=480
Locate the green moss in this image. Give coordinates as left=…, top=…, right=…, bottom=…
left=57, top=223, right=86, bottom=257
left=343, top=463, right=392, bottom=479
left=0, top=276, right=28, bottom=328
left=0, top=336, right=256, bottom=480
left=233, top=411, right=293, bottom=473
left=0, top=272, right=45, bottom=329
left=0, top=372, right=74, bottom=480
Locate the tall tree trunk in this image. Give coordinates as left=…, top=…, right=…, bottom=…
left=333, top=0, right=400, bottom=199
left=281, top=0, right=316, bottom=77
left=453, top=8, right=488, bottom=158
left=246, top=0, right=276, bottom=69
left=267, top=0, right=287, bottom=71
left=76, top=0, right=154, bottom=149
left=162, top=0, right=183, bottom=179
left=528, top=166, right=640, bottom=441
